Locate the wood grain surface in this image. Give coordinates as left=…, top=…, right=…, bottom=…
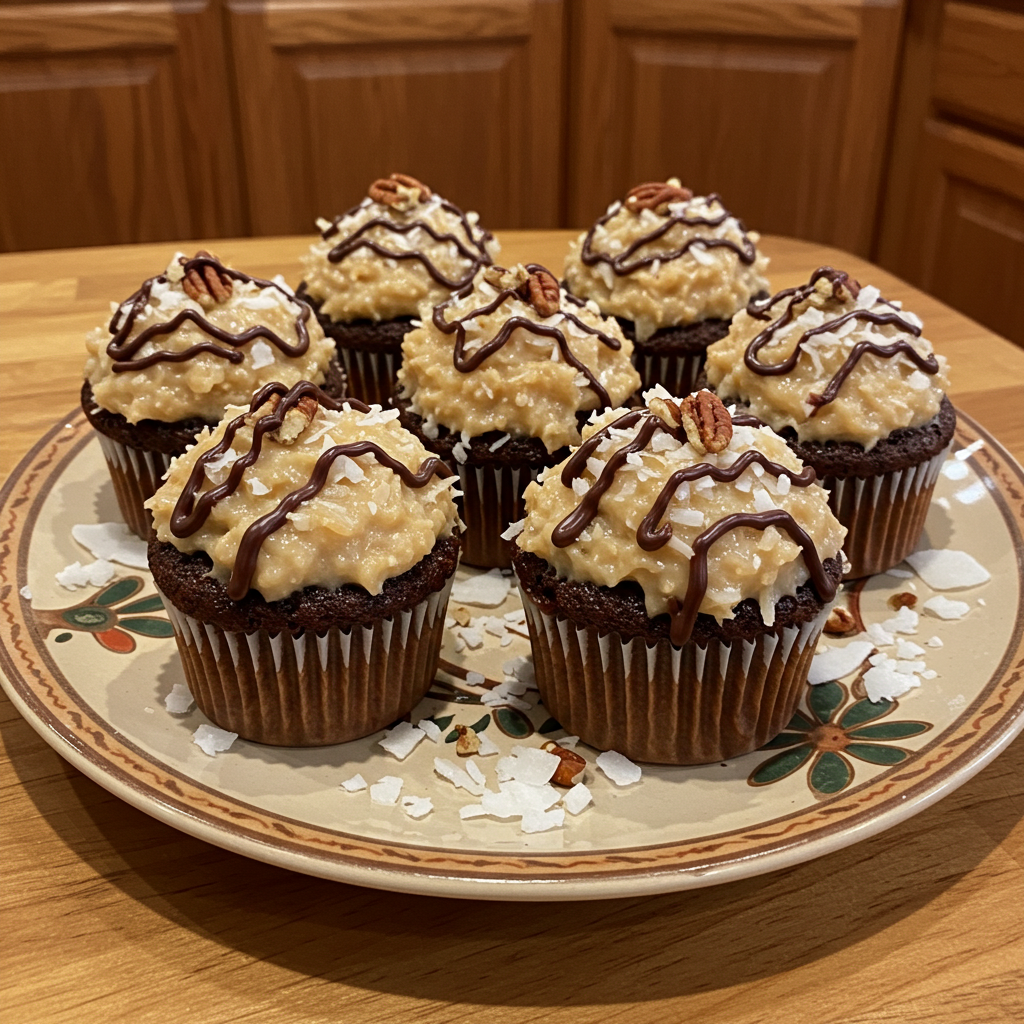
left=1, top=232, right=1022, bottom=1024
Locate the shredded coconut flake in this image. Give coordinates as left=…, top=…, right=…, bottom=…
left=808, top=641, right=873, bottom=685
left=922, top=595, right=971, bottom=620
left=164, top=683, right=195, bottom=715
left=563, top=783, right=593, bottom=816
left=341, top=773, right=367, bottom=792
left=56, top=559, right=116, bottom=590
left=370, top=776, right=404, bottom=805
left=451, top=570, right=511, bottom=606
left=905, top=549, right=991, bottom=590
left=378, top=721, right=426, bottom=760
left=193, top=724, right=238, bottom=756
left=596, top=750, right=642, bottom=786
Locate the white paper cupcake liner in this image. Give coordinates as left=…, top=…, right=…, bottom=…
left=160, top=575, right=454, bottom=746
left=519, top=588, right=831, bottom=764
left=634, top=351, right=704, bottom=397
left=822, top=445, right=950, bottom=578
left=457, top=461, right=543, bottom=569
left=97, top=434, right=173, bottom=539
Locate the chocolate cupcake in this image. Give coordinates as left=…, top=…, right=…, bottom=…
left=298, top=173, right=497, bottom=406
left=83, top=251, right=341, bottom=539
left=395, top=263, right=641, bottom=568
left=704, top=267, right=954, bottom=578
left=146, top=381, right=460, bottom=747
left=563, top=181, right=770, bottom=395
left=511, top=388, right=845, bottom=765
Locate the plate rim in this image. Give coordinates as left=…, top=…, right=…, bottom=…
left=2, top=407, right=1023, bottom=901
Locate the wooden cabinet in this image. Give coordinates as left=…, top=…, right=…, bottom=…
left=566, top=0, right=905, bottom=254
left=225, top=0, right=564, bottom=236
left=877, top=0, right=1024, bottom=347
left=0, top=1, right=246, bottom=251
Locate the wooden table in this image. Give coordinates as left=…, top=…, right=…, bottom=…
left=2, top=234, right=1022, bottom=1023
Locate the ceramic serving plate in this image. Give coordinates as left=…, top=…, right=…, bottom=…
left=1, top=409, right=1022, bottom=901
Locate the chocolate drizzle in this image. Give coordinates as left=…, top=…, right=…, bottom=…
left=322, top=196, right=492, bottom=291
left=549, top=407, right=834, bottom=644
left=743, top=266, right=940, bottom=413
left=168, top=381, right=450, bottom=600
left=581, top=192, right=758, bottom=276
left=106, top=253, right=314, bottom=373
left=431, top=263, right=623, bottom=408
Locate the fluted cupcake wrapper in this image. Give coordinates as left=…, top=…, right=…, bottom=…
left=96, top=434, right=172, bottom=540
left=520, top=589, right=831, bottom=765
left=634, top=351, right=704, bottom=398
left=335, top=345, right=400, bottom=408
left=456, top=461, right=543, bottom=570
left=824, top=446, right=949, bottom=579
left=159, top=576, right=454, bottom=747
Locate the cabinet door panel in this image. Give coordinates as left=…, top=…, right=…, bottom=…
left=0, top=2, right=245, bottom=252
left=227, top=0, right=564, bottom=235
left=567, top=0, right=903, bottom=255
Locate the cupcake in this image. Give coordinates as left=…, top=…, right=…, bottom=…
left=298, top=173, right=498, bottom=406
left=83, top=251, right=341, bottom=539
left=395, top=263, right=641, bottom=569
left=563, top=180, right=770, bottom=395
left=146, top=381, right=460, bottom=747
left=704, top=266, right=954, bottom=578
left=511, top=388, right=845, bottom=765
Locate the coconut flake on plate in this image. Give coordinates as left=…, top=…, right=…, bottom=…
left=905, top=549, right=991, bottom=590
left=452, top=569, right=512, bottom=607
left=808, top=641, right=873, bottom=685
left=164, top=683, right=195, bottom=714
left=434, top=757, right=485, bottom=796
left=881, top=606, right=919, bottom=635
left=476, top=732, right=500, bottom=756
left=370, top=776, right=404, bottom=805
left=193, top=724, right=238, bottom=756
left=954, top=482, right=986, bottom=505
left=922, top=595, right=971, bottom=620
left=71, top=522, right=150, bottom=569
left=19, top=585, right=31, bottom=600
left=942, top=460, right=969, bottom=481
left=340, top=773, right=367, bottom=792
left=401, top=795, right=433, bottom=819
left=866, top=622, right=895, bottom=647
left=596, top=750, right=642, bottom=786
left=417, top=718, right=443, bottom=743
left=56, top=559, right=117, bottom=590
left=562, top=783, right=593, bottom=816
left=862, top=657, right=921, bottom=703
left=955, top=440, right=984, bottom=461
left=378, top=720, right=426, bottom=760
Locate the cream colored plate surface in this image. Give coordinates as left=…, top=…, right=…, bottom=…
left=1, top=409, right=1022, bottom=900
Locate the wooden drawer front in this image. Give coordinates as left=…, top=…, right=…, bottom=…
left=0, top=2, right=245, bottom=252
left=226, top=0, right=564, bottom=235
left=567, top=0, right=904, bottom=256
left=933, top=2, right=1024, bottom=137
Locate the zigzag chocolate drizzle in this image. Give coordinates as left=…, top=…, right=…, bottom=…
left=322, top=197, right=492, bottom=291
left=169, top=381, right=450, bottom=600
left=432, top=264, right=622, bottom=408
left=581, top=192, right=758, bottom=276
left=107, top=254, right=314, bottom=373
left=743, top=266, right=939, bottom=413
left=550, top=408, right=833, bottom=644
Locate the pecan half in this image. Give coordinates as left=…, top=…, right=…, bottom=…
left=181, top=251, right=233, bottom=305
left=454, top=724, right=480, bottom=757
left=888, top=591, right=917, bottom=611
left=648, top=395, right=684, bottom=431
left=824, top=606, right=857, bottom=635
left=248, top=393, right=318, bottom=444
left=527, top=268, right=561, bottom=318
left=679, top=390, right=732, bottom=455
left=625, top=181, right=693, bottom=215
left=483, top=264, right=529, bottom=292
left=541, top=741, right=586, bottom=787
left=368, top=172, right=432, bottom=211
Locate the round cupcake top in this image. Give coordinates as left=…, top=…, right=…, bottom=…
left=397, top=263, right=641, bottom=452
left=704, top=267, right=951, bottom=450
left=146, top=381, right=459, bottom=602
left=563, top=180, right=770, bottom=342
left=299, top=173, right=498, bottom=322
left=84, top=252, right=335, bottom=425
left=514, top=388, right=845, bottom=643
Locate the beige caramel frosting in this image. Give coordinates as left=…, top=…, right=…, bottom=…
left=85, top=253, right=335, bottom=425
left=515, top=387, right=846, bottom=627
left=300, top=185, right=498, bottom=323
left=704, top=268, right=950, bottom=450
left=147, top=388, right=459, bottom=602
left=397, top=264, right=641, bottom=453
left=563, top=184, right=770, bottom=343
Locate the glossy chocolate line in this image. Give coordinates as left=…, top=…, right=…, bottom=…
left=581, top=193, right=758, bottom=275
left=432, top=265, right=622, bottom=408
left=669, top=509, right=837, bottom=645
left=322, top=198, right=492, bottom=291
left=227, top=440, right=447, bottom=600
left=107, top=255, right=313, bottom=373
left=171, top=381, right=352, bottom=537
left=742, top=266, right=938, bottom=412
